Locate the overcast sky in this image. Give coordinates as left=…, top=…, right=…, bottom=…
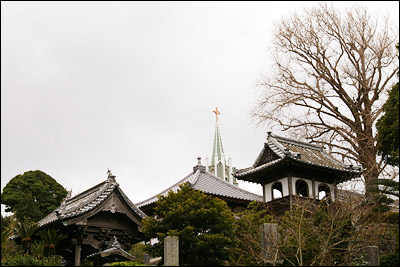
left=1, top=1, right=399, bottom=216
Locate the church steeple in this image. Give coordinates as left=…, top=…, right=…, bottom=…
left=211, top=108, right=226, bottom=167
left=205, top=107, right=237, bottom=186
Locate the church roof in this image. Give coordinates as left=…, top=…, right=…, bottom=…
left=135, top=158, right=263, bottom=209
left=236, top=133, right=362, bottom=180
left=37, top=173, right=146, bottom=228
left=211, top=121, right=226, bottom=166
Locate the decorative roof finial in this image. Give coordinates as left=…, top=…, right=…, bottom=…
left=109, top=236, right=121, bottom=248
left=213, top=107, right=220, bottom=122
left=193, top=157, right=206, bottom=173
left=107, top=168, right=116, bottom=182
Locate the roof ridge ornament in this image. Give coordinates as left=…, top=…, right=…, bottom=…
left=111, top=236, right=121, bottom=249
left=55, top=189, right=72, bottom=217
left=193, top=156, right=206, bottom=173
left=107, top=168, right=116, bottom=183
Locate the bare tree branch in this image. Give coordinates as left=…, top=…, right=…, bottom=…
left=253, top=3, right=399, bottom=192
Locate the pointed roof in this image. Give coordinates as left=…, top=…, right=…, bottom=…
left=135, top=158, right=262, bottom=210
left=211, top=122, right=226, bottom=165
left=235, top=133, right=362, bottom=183
left=211, top=107, right=226, bottom=166
left=37, top=172, right=146, bottom=228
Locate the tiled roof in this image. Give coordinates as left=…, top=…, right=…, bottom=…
left=37, top=175, right=146, bottom=228
left=236, top=133, right=362, bottom=178
left=135, top=165, right=263, bottom=208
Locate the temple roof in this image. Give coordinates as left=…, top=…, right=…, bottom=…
left=135, top=158, right=262, bottom=209
left=235, top=133, right=362, bottom=181
left=37, top=172, right=146, bottom=228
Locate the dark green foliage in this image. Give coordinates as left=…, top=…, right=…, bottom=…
left=360, top=193, right=395, bottom=214
left=1, top=215, right=13, bottom=246
left=376, top=67, right=399, bottom=167
left=230, top=201, right=274, bottom=266
left=380, top=227, right=399, bottom=266
left=1, top=219, right=14, bottom=257
left=1, top=170, right=68, bottom=222
left=1, top=254, right=63, bottom=266
left=142, top=183, right=235, bottom=266
left=382, top=212, right=399, bottom=224
left=15, top=220, right=38, bottom=254
left=108, top=261, right=147, bottom=266
left=39, top=228, right=67, bottom=256
left=129, top=242, right=150, bottom=264
left=381, top=252, right=400, bottom=267
left=1, top=214, right=14, bottom=232
left=368, top=178, right=399, bottom=198
left=30, top=240, right=45, bottom=259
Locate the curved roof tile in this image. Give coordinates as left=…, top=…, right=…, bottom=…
left=38, top=176, right=146, bottom=228
left=135, top=166, right=262, bottom=209
left=236, top=133, right=362, bottom=177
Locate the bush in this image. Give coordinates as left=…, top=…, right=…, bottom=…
left=143, top=183, right=236, bottom=266
left=380, top=225, right=399, bottom=266
left=108, top=261, right=147, bottom=266
left=129, top=242, right=150, bottom=264
left=1, top=254, right=63, bottom=266
left=230, top=201, right=274, bottom=266
left=380, top=252, right=400, bottom=266
left=382, top=212, right=399, bottom=224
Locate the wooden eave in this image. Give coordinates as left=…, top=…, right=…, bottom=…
left=236, top=157, right=360, bottom=185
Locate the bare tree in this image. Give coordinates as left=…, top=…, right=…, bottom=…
left=253, top=3, right=399, bottom=193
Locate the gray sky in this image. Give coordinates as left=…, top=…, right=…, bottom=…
left=1, top=1, right=399, bottom=215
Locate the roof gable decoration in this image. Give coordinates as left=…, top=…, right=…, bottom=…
left=54, top=176, right=118, bottom=221
left=38, top=170, right=146, bottom=228
left=252, top=143, right=281, bottom=168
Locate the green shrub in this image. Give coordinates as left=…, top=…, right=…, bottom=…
left=1, top=254, right=63, bottom=266
left=380, top=252, right=400, bottom=266
left=108, top=261, right=146, bottom=266
left=382, top=212, right=399, bottom=224
left=129, top=242, right=150, bottom=263
left=380, top=225, right=399, bottom=266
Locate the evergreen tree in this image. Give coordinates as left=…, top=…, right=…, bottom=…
left=142, top=183, right=235, bottom=266
left=1, top=170, right=68, bottom=222
left=376, top=49, right=399, bottom=167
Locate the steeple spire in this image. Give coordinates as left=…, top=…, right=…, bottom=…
left=205, top=107, right=237, bottom=186
left=211, top=116, right=226, bottom=167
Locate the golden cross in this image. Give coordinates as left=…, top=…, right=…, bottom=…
left=213, top=107, right=220, bottom=122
